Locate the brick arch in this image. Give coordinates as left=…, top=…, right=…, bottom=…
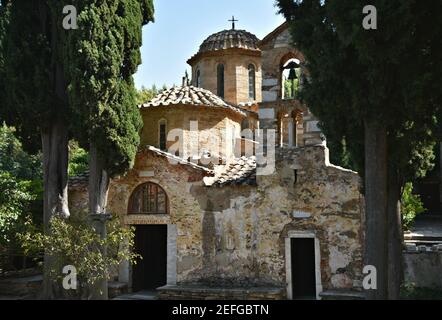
left=279, top=51, right=304, bottom=70
left=127, top=182, right=169, bottom=215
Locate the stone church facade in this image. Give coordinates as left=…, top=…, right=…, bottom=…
left=69, top=22, right=365, bottom=300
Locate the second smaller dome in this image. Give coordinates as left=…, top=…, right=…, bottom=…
left=198, top=29, right=260, bottom=53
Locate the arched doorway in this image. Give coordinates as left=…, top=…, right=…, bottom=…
left=128, top=182, right=169, bottom=292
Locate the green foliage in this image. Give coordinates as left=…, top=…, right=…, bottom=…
left=1, top=0, right=155, bottom=175
left=66, top=0, right=154, bottom=177
left=0, top=123, right=42, bottom=181
left=0, top=1, right=62, bottom=153
left=283, top=79, right=299, bottom=100
left=19, top=214, right=140, bottom=295
left=68, top=141, right=89, bottom=177
left=401, top=182, right=426, bottom=230
left=136, top=85, right=160, bottom=105
left=0, top=123, right=43, bottom=247
left=0, top=172, right=34, bottom=245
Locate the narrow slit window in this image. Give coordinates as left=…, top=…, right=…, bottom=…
left=196, top=69, right=201, bottom=87
left=248, top=64, right=256, bottom=100
left=159, top=120, right=167, bottom=151
left=217, top=64, right=225, bottom=98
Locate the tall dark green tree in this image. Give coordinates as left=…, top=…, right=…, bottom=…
left=277, top=0, right=442, bottom=299
left=64, top=0, right=154, bottom=299
left=1, top=0, right=154, bottom=299
left=0, top=0, right=72, bottom=298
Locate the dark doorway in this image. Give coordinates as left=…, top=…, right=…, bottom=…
left=415, top=182, right=441, bottom=215
left=132, top=225, right=168, bottom=292
left=291, top=238, right=316, bottom=299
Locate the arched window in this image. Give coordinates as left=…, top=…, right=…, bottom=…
left=196, top=69, right=201, bottom=87
left=217, top=64, right=225, bottom=98
left=248, top=64, right=256, bottom=100
left=158, top=119, right=167, bottom=151
left=128, top=183, right=168, bottom=215
left=281, top=58, right=301, bottom=100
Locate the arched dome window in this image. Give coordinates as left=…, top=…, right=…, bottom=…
left=158, top=119, right=167, bottom=151
left=217, top=64, right=225, bottom=98
left=248, top=64, right=256, bottom=100
left=196, top=69, right=201, bottom=88
left=128, top=183, right=168, bottom=215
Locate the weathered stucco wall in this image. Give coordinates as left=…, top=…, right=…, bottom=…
left=186, top=145, right=364, bottom=292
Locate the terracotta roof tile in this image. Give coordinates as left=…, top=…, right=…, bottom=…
left=205, top=156, right=257, bottom=187
left=199, top=29, right=260, bottom=53
left=140, top=85, right=246, bottom=116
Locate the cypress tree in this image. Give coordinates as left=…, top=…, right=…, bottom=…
left=64, top=0, right=154, bottom=299
left=1, top=0, right=154, bottom=299
left=0, top=0, right=72, bottom=298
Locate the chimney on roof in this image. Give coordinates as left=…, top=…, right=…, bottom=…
left=182, top=70, right=190, bottom=86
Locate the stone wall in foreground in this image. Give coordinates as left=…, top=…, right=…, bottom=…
left=404, top=244, right=442, bottom=289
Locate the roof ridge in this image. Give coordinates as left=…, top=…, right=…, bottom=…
left=140, top=85, right=246, bottom=116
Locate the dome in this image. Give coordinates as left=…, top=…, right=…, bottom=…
left=140, top=85, right=246, bottom=116
left=198, top=29, right=260, bottom=53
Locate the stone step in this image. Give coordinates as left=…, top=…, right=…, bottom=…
left=113, top=290, right=159, bottom=300
left=0, top=274, right=42, bottom=297
left=319, top=290, right=365, bottom=300
left=157, top=285, right=285, bottom=300
left=108, top=281, right=128, bottom=299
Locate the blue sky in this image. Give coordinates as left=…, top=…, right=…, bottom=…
left=134, top=0, right=286, bottom=89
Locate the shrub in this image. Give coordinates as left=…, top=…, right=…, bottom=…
left=0, top=171, right=35, bottom=245
left=19, top=214, right=140, bottom=298
left=401, top=182, right=426, bottom=230
left=68, top=141, right=88, bottom=177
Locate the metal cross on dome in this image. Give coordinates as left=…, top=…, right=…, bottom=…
left=229, top=16, right=238, bottom=30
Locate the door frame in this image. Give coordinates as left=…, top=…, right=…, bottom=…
left=120, top=223, right=177, bottom=291
left=285, top=230, right=322, bottom=300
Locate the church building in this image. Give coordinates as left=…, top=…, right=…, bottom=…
left=69, top=21, right=365, bottom=300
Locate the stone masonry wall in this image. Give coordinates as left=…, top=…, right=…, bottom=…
left=186, top=145, right=364, bottom=292
left=140, top=105, right=243, bottom=162
left=69, top=145, right=364, bottom=296
left=106, top=150, right=209, bottom=286
left=190, top=51, right=262, bottom=105
left=259, top=26, right=323, bottom=146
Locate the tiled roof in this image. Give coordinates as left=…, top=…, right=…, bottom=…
left=205, top=156, right=257, bottom=187
left=68, top=171, right=89, bottom=190
left=145, top=146, right=214, bottom=173
left=199, top=29, right=260, bottom=53
left=140, top=85, right=246, bottom=116
left=68, top=147, right=214, bottom=191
